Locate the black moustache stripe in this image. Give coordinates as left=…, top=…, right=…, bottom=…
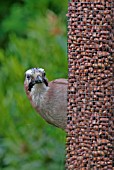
left=43, top=78, right=48, bottom=86
left=28, top=81, right=35, bottom=91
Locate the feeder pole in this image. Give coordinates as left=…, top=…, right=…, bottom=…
left=66, top=0, right=114, bottom=169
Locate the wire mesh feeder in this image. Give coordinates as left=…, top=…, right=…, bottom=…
left=66, top=0, right=114, bottom=169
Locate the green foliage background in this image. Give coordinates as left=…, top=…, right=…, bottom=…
left=0, top=0, right=67, bottom=169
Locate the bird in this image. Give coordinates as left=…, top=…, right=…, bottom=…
left=24, top=68, right=67, bottom=130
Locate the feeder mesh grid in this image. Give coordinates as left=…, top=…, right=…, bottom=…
left=66, top=0, right=114, bottom=169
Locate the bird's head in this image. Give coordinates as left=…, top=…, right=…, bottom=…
left=25, top=68, right=48, bottom=91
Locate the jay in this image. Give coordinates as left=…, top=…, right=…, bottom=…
left=24, top=68, right=67, bottom=130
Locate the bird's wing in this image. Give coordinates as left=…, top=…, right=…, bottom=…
left=49, top=78, right=68, bottom=85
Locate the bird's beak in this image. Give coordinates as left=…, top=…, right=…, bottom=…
left=35, top=75, right=43, bottom=84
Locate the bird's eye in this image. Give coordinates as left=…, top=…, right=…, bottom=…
left=26, top=74, right=31, bottom=79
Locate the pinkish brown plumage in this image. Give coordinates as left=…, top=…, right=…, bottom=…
left=24, top=68, right=67, bottom=130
